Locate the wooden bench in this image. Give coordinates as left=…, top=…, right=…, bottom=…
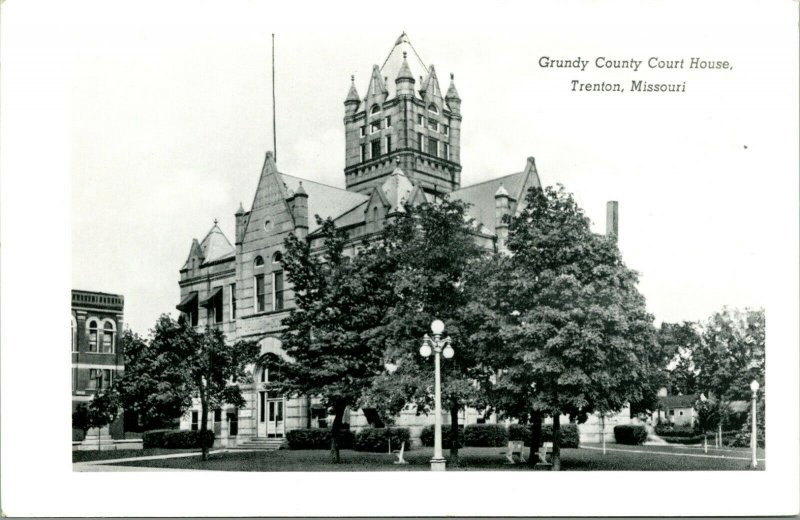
left=503, top=440, right=526, bottom=464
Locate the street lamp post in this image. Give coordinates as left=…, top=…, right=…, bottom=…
left=420, top=319, right=454, bottom=471
left=750, top=380, right=760, bottom=469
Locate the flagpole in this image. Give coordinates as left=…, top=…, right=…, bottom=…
left=272, top=33, right=277, bottom=163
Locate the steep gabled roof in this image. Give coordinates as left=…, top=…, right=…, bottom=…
left=450, top=157, right=542, bottom=234
left=280, top=173, right=368, bottom=233
left=380, top=32, right=428, bottom=100
left=658, top=394, right=701, bottom=409
left=198, top=222, right=235, bottom=264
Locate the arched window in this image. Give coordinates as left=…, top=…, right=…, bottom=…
left=102, top=320, right=116, bottom=353
left=260, top=366, right=268, bottom=383
left=87, top=320, right=99, bottom=352
left=254, top=256, right=264, bottom=268
left=272, top=252, right=285, bottom=311
left=427, top=104, right=439, bottom=114
left=370, top=104, right=381, bottom=115
left=254, top=255, right=266, bottom=313
left=71, top=316, right=77, bottom=353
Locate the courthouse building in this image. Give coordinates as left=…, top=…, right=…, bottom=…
left=176, top=33, right=622, bottom=447
left=71, top=289, right=125, bottom=441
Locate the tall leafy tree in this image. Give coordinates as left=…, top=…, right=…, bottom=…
left=692, top=307, right=765, bottom=435
left=657, top=321, right=702, bottom=397
left=184, top=324, right=259, bottom=460
left=280, top=218, right=397, bottom=463
left=361, top=198, right=497, bottom=465
left=112, top=323, right=194, bottom=430
left=494, top=185, right=659, bottom=470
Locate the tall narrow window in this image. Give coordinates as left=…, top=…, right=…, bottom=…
left=418, top=133, right=424, bottom=152
left=272, top=252, right=284, bottom=311
left=444, top=143, right=450, bottom=160
left=71, top=316, right=77, bottom=353
left=229, top=283, right=237, bottom=321
left=442, top=124, right=449, bottom=136
left=102, top=321, right=115, bottom=353
left=371, top=140, right=380, bottom=159
left=191, top=411, right=199, bottom=431
left=385, top=135, right=392, bottom=154
left=370, top=120, right=381, bottom=134
left=417, top=114, right=424, bottom=126
left=255, top=274, right=266, bottom=312
left=360, top=126, right=366, bottom=137
left=88, top=321, right=98, bottom=352
left=385, top=116, right=391, bottom=127
left=427, top=137, right=439, bottom=157
left=360, top=144, right=367, bottom=162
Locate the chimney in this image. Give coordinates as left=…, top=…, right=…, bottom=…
left=606, top=201, right=618, bottom=240
left=235, top=203, right=247, bottom=245
left=292, top=182, right=309, bottom=240
left=495, top=184, right=511, bottom=252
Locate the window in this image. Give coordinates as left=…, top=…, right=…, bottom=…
left=229, top=283, right=237, bottom=321
left=385, top=136, right=392, bottom=154
left=72, top=367, right=78, bottom=391
left=255, top=274, right=266, bottom=312
left=371, top=140, right=381, bottom=159
left=102, top=321, right=115, bottom=353
left=418, top=133, right=424, bottom=152
left=384, top=116, right=391, bottom=127
left=427, top=104, right=439, bottom=115
left=417, top=114, right=424, bottom=126
left=214, top=409, right=222, bottom=423
left=679, top=411, right=684, bottom=416
left=71, top=316, right=77, bottom=353
left=273, top=252, right=284, bottom=311
left=444, top=143, right=450, bottom=160
left=370, top=104, right=381, bottom=115
left=428, top=118, right=439, bottom=132
left=360, top=126, right=366, bottom=137
left=191, top=411, right=199, bottom=431
left=88, top=368, right=112, bottom=390
left=213, top=289, right=223, bottom=323
left=370, top=121, right=381, bottom=134
left=427, top=137, right=439, bottom=157
left=88, top=320, right=99, bottom=352
left=254, top=256, right=264, bottom=268
left=260, top=366, right=268, bottom=383
left=442, top=124, right=449, bottom=136
left=360, top=144, right=367, bottom=162
left=670, top=410, right=675, bottom=416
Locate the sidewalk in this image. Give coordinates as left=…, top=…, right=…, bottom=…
left=73, top=449, right=227, bottom=472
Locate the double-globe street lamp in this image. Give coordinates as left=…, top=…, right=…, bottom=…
left=420, top=319, right=454, bottom=471
left=750, top=379, right=760, bottom=469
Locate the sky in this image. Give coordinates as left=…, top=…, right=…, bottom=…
left=55, top=3, right=798, bottom=335
left=4, top=1, right=795, bottom=336
left=1, top=2, right=798, bottom=516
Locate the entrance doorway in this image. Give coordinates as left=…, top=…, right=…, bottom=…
left=257, top=392, right=284, bottom=438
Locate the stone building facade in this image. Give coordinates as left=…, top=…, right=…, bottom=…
left=176, top=33, right=626, bottom=447
left=71, top=290, right=125, bottom=441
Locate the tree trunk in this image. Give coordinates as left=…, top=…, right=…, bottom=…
left=552, top=414, right=561, bottom=471
left=330, top=402, right=347, bottom=464
left=199, top=385, right=209, bottom=461
left=528, top=411, right=543, bottom=466
left=449, top=402, right=460, bottom=466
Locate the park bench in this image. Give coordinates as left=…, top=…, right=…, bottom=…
left=536, top=442, right=554, bottom=466
left=392, top=441, right=408, bottom=465
left=503, top=440, right=527, bottom=464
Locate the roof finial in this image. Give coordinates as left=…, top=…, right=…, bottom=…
left=213, top=218, right=219, bottom=225
left=450, top=73, right=454, bottom=80
left=351, top=74, right=355, bottom=82
left=403, top=51, right=407, bottom=59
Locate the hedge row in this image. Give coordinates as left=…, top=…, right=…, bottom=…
left=142, top=429, right=214, bottom=449
left=463, top=424, right=508, bottom=447
left=286, top=428, right=354, bottom=450
left=508, top=423, right=580, bottom=448
left=354, top=427, right=410, bottom=452
left=420, top=425, right=465, bottom=448
left=613, top=425, right=648, bottom=445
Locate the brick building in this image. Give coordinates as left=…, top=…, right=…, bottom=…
left=71, top=289, right=125, bottom=441
left=176, top=33, right=623, bottom=447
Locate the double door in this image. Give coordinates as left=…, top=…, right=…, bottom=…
left=257, top=392, right=284, bottom=438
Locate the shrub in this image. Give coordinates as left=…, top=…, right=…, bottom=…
left=463, top=424, right=508, bottom=447
left=420, top=424, right=465, bottom=448
left=508, top=423, right=580, bottom=448
left=614, top=424, right=648, bottom=445
left=354, top=427, right=410, bottom=452
left=142, top=429, right=214, bottom=449
left=286, top=428, right=354, bottom=450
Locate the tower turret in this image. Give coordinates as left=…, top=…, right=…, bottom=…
left=343, top=33, right=462, bottom=196
left=344, top=75, right=360, bottom=117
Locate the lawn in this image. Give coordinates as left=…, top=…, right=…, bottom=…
left=106, top=444, right=765, bottom=471
left=72, top=447, right=199, bottom=463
